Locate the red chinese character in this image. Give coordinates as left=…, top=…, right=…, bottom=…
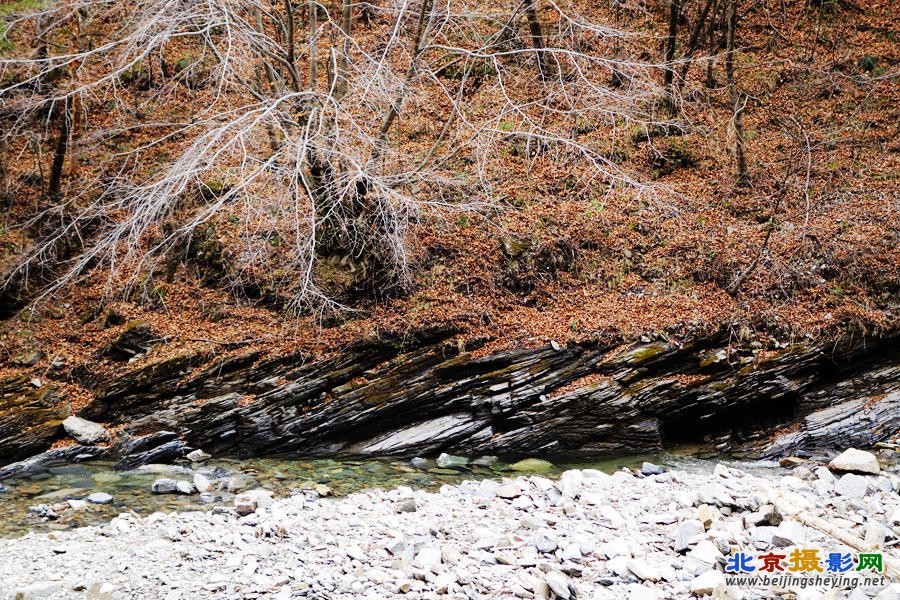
left=758, top=552, right=786, bottom=572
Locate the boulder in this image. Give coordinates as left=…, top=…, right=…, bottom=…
left=62, top=416, right=111, bottom=444
left=829, top=448, right=880, bottom=475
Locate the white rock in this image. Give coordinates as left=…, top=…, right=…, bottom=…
left=186, top=449, right=211, bottom=462
left=545, top=571, right=571, bottom=599
left=772, top=520, right=807, bottom=546
left=627, top=557, right=661, bottom=582
left=193, top=473, right=213, bottom=493
left=674, top=519, right=706, bottom=552
left=62, top=416, right=111, bottom=444
left=413, top=546, right=442, bottom=571
left=829, top=448, right=880, bottom=474
left=151, top=478, right=178, bottom=494
left=628, top=583, right=660, bottom=600
left=234, top=489, right=273, bottom=515
left=385, top=537, right=406, bottom=555
left=690, top=569, right=725, bottom=596
left=12, top=582, right=63, bottom=599
left=87, top=492, right=114, bottom=504
left=866, top=523, right=887, bottom=548
left=834, top=473, right=871, bottom=499
left=559, top=470, right=583, bottom=498
left=497, top=482, right=522, bottom=499
left=687, top=540, right=723, bottom=567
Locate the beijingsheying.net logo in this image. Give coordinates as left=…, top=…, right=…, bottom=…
left=723, top=549, right=889, bottom=589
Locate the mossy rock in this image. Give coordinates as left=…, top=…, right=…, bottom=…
left=100, top=319, right=155, bottom=360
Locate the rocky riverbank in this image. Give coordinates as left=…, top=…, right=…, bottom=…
left=2, top=449, right=900, bottom=600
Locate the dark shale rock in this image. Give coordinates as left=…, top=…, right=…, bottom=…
left=12, top=349, right=44, bottom=367
left=72, top=331, right=900, bottom=460
left=1, top=327, right=897, bottom=473
left=110, top=431, right=190, bottom=470
left=100, top=319, right=156, bottom=360
left=115, top=440, right=190, bottom=470
left=0, top=375, right=70, bottom=462
left=0, top=446, right=107, bottom=480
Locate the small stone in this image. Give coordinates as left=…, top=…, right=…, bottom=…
left=697, top=504, right=718, bottom=529
left=186, top=449, right=211, bottom=462
left=413, top=546, right=442, bottom=570
left=385, top=537, right=406, bottom=555
left=772, top=520, right=807, bottom=547
left=193, top=473, right=213, bottom=493
left=497, top=482, right=522, bottom=499
left=688, top=540, right=723, bottom=567
left=779, top=456, right=806, bottom=468
left=234, top=489, right=273, bottom=515
left=509, top=458, right=555, bottom=472
left=627, top=557, right=661, bottom=582
left=395, top=499, right=417, bottom=513
left=11, top=582, right=62, bottom=599
left=690, top=570, right=725, bottom=596
left=533, top=532, right=558, bottom=554
left=151, top=478, right=178, bottom=494
left=641, top=462, right=666, bottom=475
left=829, top=448, right=881, bottom=475
left=436, top=453, right=469, bottom=469
left=86, top=492, right=114, bottom=505
left=175, top=480, right=195, bottom=495
left=410, top=457, right=430, bottom=469
left=674, top=519, right=705, bottom=552
left=834, top=473, right=871, bottom=499
left=545, top=571, right=571, bottom=599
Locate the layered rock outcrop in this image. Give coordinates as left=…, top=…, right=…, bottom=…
left=1, top=328, right=897, bottom=472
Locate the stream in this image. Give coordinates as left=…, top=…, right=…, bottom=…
left=0, top=450, right=781, bottom=538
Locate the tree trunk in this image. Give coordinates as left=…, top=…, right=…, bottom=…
left=309, top=0, right=318, bottom=91
left=725, top=0, right=748, bottom=185
left=524, top=0, right=549, bottom=81
left=677, top=0, right=716, bottom=91
left=47, top=97, right=71, bottom=201
left=335, top=0, right=352, bottom=98
left=705, top=0, right=721, bottom=88
left=663, top=0, right=679, bottom=113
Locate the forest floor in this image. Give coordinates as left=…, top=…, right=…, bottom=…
left=0, top=0, right=897, bottom=405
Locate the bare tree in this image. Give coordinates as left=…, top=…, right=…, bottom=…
left=724, top=0, right=748, bottom=185
left=0, top=0, right=672, bottom=310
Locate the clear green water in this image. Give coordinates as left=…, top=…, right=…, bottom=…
left=0, top=452, right=779, bottom=538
